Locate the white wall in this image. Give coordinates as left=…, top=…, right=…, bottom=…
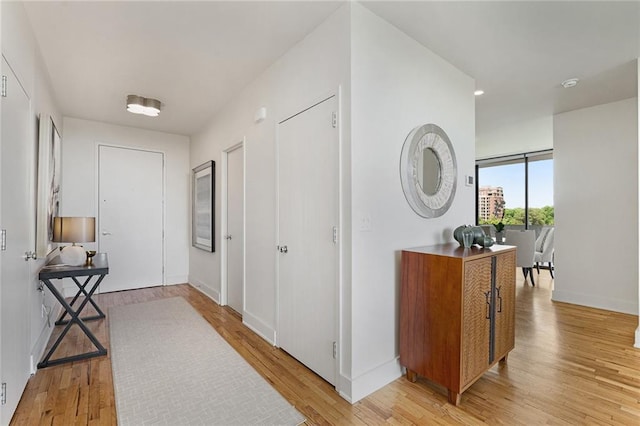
left=637, top=59, right=640, bottom=348
left=190, top=2, right=475, bottom=403
left=554, top=98, right=638, bottom=314
left=61, top=118, right=190, bottom=285
left=348, top=4, right=476, bottom=401
left=189, top=4, right=350, bottom=348
left=1, top=0, right=63, bottom=378
left=476, top=115, right=554, bottom=159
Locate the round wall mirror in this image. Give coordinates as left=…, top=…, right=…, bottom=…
left=400, top=124, right=457, bottom=218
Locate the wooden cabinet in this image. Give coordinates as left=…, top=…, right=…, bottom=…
left=399, top=243, right=516, bottom=405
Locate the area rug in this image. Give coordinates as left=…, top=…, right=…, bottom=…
left=109, top=297, right=305, bottom=425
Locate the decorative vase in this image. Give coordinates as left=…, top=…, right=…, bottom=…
left=462, top=228, right=474, bottom=248
left=495, top=231, right=504, bottom=244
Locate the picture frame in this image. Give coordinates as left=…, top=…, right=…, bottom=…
left=192, top=160, right=215, bottom=252
left=35, top=115, right=61, bottom=257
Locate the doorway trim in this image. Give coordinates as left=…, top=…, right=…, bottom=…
left=274, top=89, right=343, bottom=391
left=220, top=139, right=245, bottom=308
left=94, top=143, right=166, bottom=292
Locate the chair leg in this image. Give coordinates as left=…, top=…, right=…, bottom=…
left=549, top=262, right=554, bottom=279
left=530, top=268, right=535, bottom=286
left=522, top=268, right=528, bottom=279
left=536, top=262, right=540, bottom=274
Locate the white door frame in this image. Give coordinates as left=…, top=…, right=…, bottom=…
left=275, top=89, right=342, bottom=389
left=220, top=139, right=245, bottom=307
left=95, top=143, right=166, bottom=291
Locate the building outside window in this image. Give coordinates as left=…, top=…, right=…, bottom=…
left=476, top=150, right=553, bottom=230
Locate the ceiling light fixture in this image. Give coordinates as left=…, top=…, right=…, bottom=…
left=474, top=90, right=485, bottom=96
left=127, top=94, right=162, bottom=117
left=561, top=78, right=579, bottom=89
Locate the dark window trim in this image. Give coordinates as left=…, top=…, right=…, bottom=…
left=476, top=149, right=553, bottom=228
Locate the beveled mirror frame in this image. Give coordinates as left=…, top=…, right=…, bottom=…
left=400, top=123, right=457, bottom=218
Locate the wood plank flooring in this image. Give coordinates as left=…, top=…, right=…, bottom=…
left=10, top=271, right=640, bottom=425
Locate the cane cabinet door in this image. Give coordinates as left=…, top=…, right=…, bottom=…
left=494, top=251, right=516, bottom=360
left=461, top=257, right=492, bottom=387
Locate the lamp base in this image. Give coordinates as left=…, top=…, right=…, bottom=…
left=60, top=245, right=86, bottom=266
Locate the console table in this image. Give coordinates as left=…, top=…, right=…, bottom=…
left=37, top=253, right=109, bottom=368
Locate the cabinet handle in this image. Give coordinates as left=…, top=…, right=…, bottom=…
left=496, top=285, right=503, bottom=313
left=485, top=290, right=491, bottom=319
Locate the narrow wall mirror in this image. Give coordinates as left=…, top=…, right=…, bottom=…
left=400, top=123, right=457, bottom=218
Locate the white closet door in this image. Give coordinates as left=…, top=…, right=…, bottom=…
left=1, top=57, right=32, bottom=424
left=277, top=96, right=339, bottom=385
left=98, top=146, right=164, bottom=292
left=226, top=145, right=244, bottom=314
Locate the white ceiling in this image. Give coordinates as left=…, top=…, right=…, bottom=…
left=24, top=1, right=640, bottom=138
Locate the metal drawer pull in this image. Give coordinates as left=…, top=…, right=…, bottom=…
left=485, top=290, right=491, bottom=319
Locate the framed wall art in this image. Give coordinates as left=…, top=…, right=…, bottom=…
left=35, top=115, right=61, bottom=257
left=192, top=160, right=215, bottom=252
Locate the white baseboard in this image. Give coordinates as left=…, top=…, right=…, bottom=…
left=635, top=326, right=640, bottom=349
left=188, top=278, right=220, bottom=304
left=339, top=356, right=403, bottom=403
left=165, top=274, right=188, bottom=285
left=552, top=289, right=638, bottom=315
left=30, top=304, right=63, bottom=374
left=242, top=311, right=276, bottom=345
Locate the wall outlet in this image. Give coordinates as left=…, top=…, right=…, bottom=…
left=359, top=215, right=372, bottom=232
left=465, top=175, right=474, bottom=186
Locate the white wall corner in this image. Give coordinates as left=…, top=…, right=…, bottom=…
left=165, top=275, right=189, bottom=285
left=242, top=311, right=276, bottom=345
left=188, top=279, right=220, bottom=304
left=337, top=374, right=353, bottom=403
left=346, top=357, right=402, bottom=403
left=637, top=57, right=640, bottom=349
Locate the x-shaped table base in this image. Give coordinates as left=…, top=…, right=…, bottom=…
left=37, top=254, right=109, bottom=369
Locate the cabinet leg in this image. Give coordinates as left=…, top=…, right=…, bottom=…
left=406, top=369, right=417, bottom=382
left=447, top=390, right=461, bottom=406
left=500, top=353, right=509, bottom=364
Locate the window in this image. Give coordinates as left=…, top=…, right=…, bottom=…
left=476, top=150, right=553, bottom=229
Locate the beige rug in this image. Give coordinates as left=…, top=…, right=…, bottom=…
left=109, top=297, right=305, bottom=425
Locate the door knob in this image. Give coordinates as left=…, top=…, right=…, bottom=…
left=24, top=250, right=37, bottom=261
left=224, top=235, right=232, bottom=240
left=278, top=245, right=288, bottom=253
left=102, top=231, right=112, bottom=236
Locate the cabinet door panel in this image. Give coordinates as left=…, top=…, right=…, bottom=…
left=494, top=251, right=516, bottom=359
left=461, top=257, right=492, bottom=387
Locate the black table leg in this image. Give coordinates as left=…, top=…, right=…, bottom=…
left=56, top=275, right=106, bottom=325
left=38, top=275, right=107, bottom=368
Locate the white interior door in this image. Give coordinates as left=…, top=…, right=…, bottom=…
left=277, top=96, right=338, bottom=385
left=226, top=145, right=244, bottom=314
left=1, top=57, right=32, bottom=424
left=98, top=146, right=164, bottom=293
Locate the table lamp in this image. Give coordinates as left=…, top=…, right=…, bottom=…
left=52, top=217, right=95, bottom=266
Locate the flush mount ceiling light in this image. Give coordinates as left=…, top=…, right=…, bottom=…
left=561, top=78, right=579, bottom=89
left=126, top=94, right=161, bottom=117
left=474, top=90, right=485, bottom=96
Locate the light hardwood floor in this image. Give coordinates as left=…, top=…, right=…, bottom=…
left=10, top=271, right=640, bottom=425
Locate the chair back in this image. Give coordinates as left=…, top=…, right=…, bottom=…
left=536, top=227, right=554, bottom=250
left=480, top=225, right=492, bottom=237
left=505, top=229, right=536, bottom=268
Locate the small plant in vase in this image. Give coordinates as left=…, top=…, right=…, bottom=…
left=494, top=222, right=505, bottom=244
